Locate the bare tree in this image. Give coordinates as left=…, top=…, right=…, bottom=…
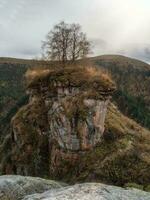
left=42, top=21, right=90, bottom=63
left=69, top=23, right=90, bottom=61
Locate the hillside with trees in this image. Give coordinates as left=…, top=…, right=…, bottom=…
left=93, top=55, right=150, bottom=129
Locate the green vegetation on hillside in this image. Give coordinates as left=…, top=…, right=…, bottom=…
left=113, top=90, right=150, bottom=128
left=93, top=55, right=150, bottom=129
left=0, top=95, right=29, bottom=130
left=0, top=58, right=51, bottom=123
left=0, top=63, right=27, bottom=120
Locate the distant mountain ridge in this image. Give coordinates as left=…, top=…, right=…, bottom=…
left=92, top=54, right=150, bottom=70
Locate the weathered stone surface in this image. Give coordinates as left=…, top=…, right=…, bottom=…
left=49, top=97, right=109, bottom=151
left=0, top=175, right=63, bottom=200
left=48, top=93, right=109, bottom=177
left=24, top=183, right=150, bottom=200
left=0, top=175, right=150, bottom=200
left=1, top=176, right=149, bottom=200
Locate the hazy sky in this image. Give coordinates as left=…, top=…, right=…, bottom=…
left=0, top=0, right=150, bottom=62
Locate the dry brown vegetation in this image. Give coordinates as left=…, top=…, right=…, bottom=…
left=25, top=64, right=115, bottom=95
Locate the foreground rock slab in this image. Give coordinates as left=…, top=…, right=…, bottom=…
left=24, top=183, right=150, bottom=200
left=0, top=176, right=150, bottom=200
left=0, top=175, right=63, bottom=200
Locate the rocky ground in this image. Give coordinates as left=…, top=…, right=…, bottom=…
left=0, top=175, right=150, bottom=200
left=0, top=175, right=64, bottom=200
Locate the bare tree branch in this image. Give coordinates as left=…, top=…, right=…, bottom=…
left=42, top=21, right=91, bottom=64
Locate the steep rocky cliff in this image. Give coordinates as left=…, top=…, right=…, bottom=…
left=1, top=66, right=115, bottom=177
left=1, top=65, right=150, bottom=189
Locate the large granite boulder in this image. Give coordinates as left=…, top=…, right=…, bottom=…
left=0, top=175, right=64, bottom=200
left=24, top=183, right=150, bottom=200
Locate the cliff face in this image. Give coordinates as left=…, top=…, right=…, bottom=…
left=3, top=66, right=115, bottom=177
left=1, top=65, right=150, bottom=189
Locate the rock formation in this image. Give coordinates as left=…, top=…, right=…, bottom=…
left=0, top=175, right=150, bottom=200
left=24, top=183, right=150, bottom=200
left=1, top=66, right=115, bottom=177
left=0, top=175, right=64, bottom=200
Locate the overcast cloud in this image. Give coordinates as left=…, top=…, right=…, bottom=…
left=0, top=0, right=150, bottom=62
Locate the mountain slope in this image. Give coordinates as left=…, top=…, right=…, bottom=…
left=67, top=103, right=150, bottom=187
left=0, top=62, right=27, bottom=119
left=92, top=55, right=150, bottom=128
left=47, top=102, right=150, bottom=188
left=0, top=64, right=150, bottom=190
left=0, top=58, right=47, bottom=120
left=0, top=58, right=52, bottom=140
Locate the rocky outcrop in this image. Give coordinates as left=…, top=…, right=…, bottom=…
left=1, top=66, right=115, bottom=177
left=0, top=175, right=149, bottom=200
left=24, top=182, right=150, bottom=200
left=0, top=175, right=64, bottom=200
left=1, top=65, right=150, bottom=189
left=1, top=65, right=150, bottom=190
